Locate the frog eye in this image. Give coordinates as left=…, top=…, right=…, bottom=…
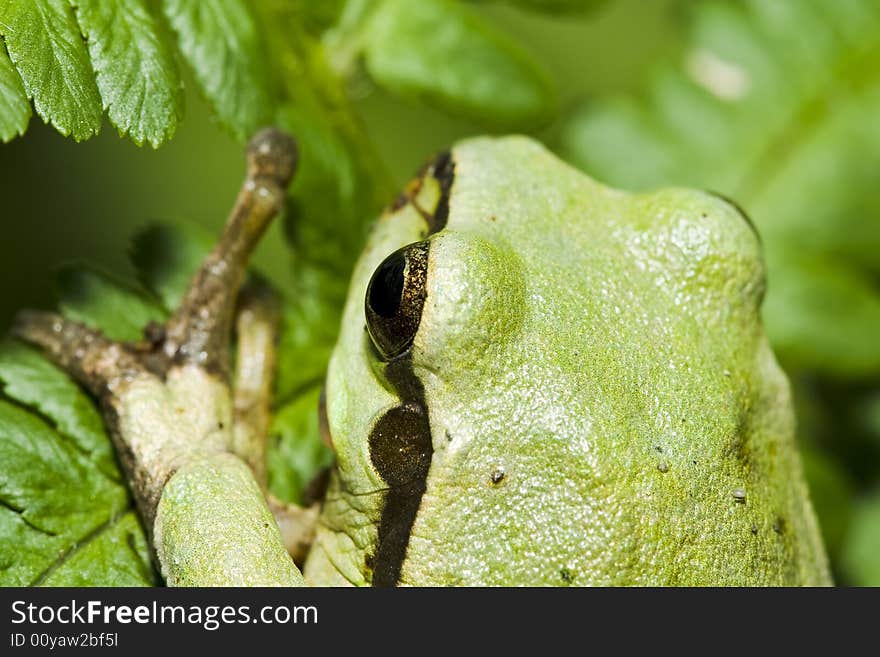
left=365, top=241, right=430, bottom=360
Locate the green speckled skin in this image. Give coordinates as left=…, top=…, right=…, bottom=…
left=306, top=136, right=830, bottom=586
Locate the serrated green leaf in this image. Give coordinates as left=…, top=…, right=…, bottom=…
left=267, top=385, right=334, bottom=505
left=40, top=511, right=156, bottom=586
left=0, top=399, right=153, bottom=586
left=363, top=0, right=555, bottom=128
left=0, top=400, right=119, bottom=536
left=71, top=0, right=183, bottom=148
left=130, top=223, right=211, bottom=312
left=841, top=487, right=880, bottom=585
left=0, top=0, right=103, bottom=140
left=558, top=0, right=880, bottom=376
left=56, top=265, right=165, bottom=342
left=163, top=0, right=274, bottom=140
left=0, top=39, right=30, bottom=141
left=0, top=340, right=116, bottom=477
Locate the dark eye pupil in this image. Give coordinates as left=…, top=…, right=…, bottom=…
left=368, top=251, right=405, bottom=318
left=365, top=242, right=429, bottom=360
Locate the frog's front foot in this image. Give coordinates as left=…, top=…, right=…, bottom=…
left=12, top=128, right=306, bottom=587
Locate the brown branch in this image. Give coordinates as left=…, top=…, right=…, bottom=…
left=11, top=311, right=148, bottom=397
left=162, top=127, right=297, bottom=379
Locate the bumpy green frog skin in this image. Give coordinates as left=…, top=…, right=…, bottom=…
left=304, top=136, right=830, bottom=586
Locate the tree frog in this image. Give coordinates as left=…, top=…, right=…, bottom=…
left=16, top=130, right=830, bottom=586
left=304, top=136, right=830, bottom=586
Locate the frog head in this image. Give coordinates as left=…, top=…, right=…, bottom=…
left=305, top=136, right=829, bottom=586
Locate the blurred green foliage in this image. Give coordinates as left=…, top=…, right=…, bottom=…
left=0, top=0, right=877, bottom=585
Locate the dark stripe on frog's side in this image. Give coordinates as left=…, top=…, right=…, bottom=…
left=368, top=359, right=433, bottom=587
left=367, top=153, right=456, bottom=586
